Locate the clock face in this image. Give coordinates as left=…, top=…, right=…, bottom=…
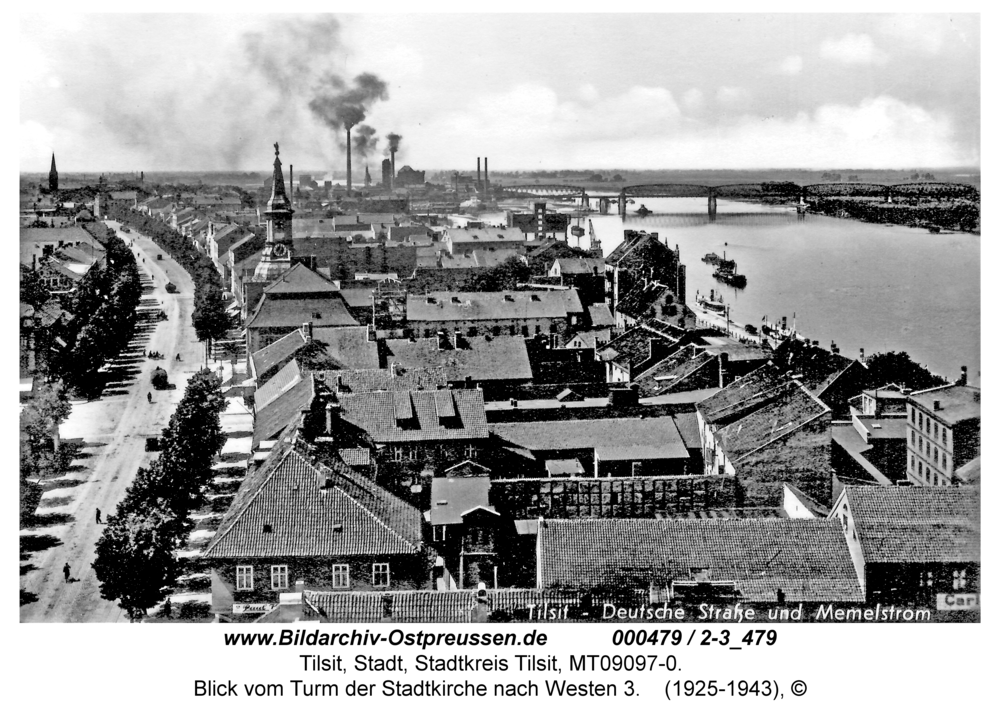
left=272, top=243, right=287, bottom=257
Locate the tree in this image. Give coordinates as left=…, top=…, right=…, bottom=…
left=92, top=503, right=181, bottom=621
left=865, top=351, right=948, bottom=391
left=20, top=265, right=51, bottom=309
left=193, top=284, right=231, bottom=342
left=21, top=381, right=72, bottom=453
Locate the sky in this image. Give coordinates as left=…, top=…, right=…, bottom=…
left=19, top=12, right=980, bottom=174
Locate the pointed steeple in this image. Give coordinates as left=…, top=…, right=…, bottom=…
left=48, top=152, right=59, bottom=192
left=266, top=142, right=292, bottom=214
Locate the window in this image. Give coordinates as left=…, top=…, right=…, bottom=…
left=535, top=324, right=542, bottom=334
left=373, top=563, right=390, bottom=588
left=910, top=431, right=915, bottom=445
left=921, top=570, right=934, bottom=588
left=631, top=462, right=643, bottom=476
left=465, top=443, right=477, bottom=459
left=953, top=570, right=967, bottom=591
left=933, top=422, right=939, bottom=440
left=392, top=446, right=404, bottom=462
left=332, top=565, right=350, bottom=589
left=236, top=566, right=253, bottom=591
left=271, top=565, right=289, bottom=590
left=942, top=453, right=948, bottom=471
left=408, top=446, right=420, bottom=461
left=433, top=525, right=447, bottom=541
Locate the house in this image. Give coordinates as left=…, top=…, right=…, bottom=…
left=506, top=203, right=570, bottom=240
left=831, top=409, right=908, bottom=487
left=830, top=486, right=979, bottom=612
left=203, top=435, right=426, bottom=619
left=381, top=333, right=533, bottom=399
left=249, top=324, right=382, bottom=385
left=698, top=375, right=833, bottom=507
left=598, top=321, right=691, bottom=383
left=536, top=518, right=864, bottom=604
left=428, top=461, right=506, bottom=590
left=548, top=257, right=606, bottom=304
left=905, top=382, right=980, bottom=486
left=605, top=230, right=685, bottom=312
left=614, top=280, right=681, bottom=329
left=769, top=338, right=868, bottom=417
left=443, top=226, right=530, bottom=255
left=490, top=415, right=690, bottom=478
left=245, top=263, right=358, bottom=353
left=406, top=290, right=584, bottom=340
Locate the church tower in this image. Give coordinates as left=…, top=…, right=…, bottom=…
left=48, top=153, right=58, bottom=192
left=253, top=142, right=295, bottom=282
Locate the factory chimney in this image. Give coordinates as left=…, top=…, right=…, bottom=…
left=477, top=157, right=482, bottom=191
left=345, top=127, right=352, bottom=195
left=390, top=148, right=396, bottom=190
left=484, top=157, right=489, bottom=190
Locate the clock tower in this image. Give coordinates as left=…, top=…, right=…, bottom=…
left=254, top=142, right=295, bottom=281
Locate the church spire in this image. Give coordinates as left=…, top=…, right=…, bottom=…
left=266, top=142, right=291, bottom=213
left=48, top=152, right=58, bottom=192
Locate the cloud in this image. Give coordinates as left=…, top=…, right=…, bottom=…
left=578, top=84, right=599, bottom=103
left=716, top=86, right=749, bottom=107
left=778, top=55, right=803, bottom=75
left=681, top=88, right=704, bottom=113
left=407, top=91, right=972, bottom=170
left=820, top=34, right=889, bottom=65
left=876, top=15, right=949, bottom=55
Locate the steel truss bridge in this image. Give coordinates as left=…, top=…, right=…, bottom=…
left=498, top=181, right=979, bottom=217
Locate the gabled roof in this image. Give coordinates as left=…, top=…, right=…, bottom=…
left=382, top=335, right=533, bottom=382
left=250, top=329, right=307, bottom=379
left=697, top=363, right=788, bottom=425
left=598, top=322, right=684, bottom=367
left=313, top=327, right=380, bottom=370
left=842, top=485, right=980, bottom=564
left=317, top=367, right=450, bottom=394
left=252, top=374, right=315, bottom=448
left=538, top=518, right=864, bottom=602
left=247, top=293, right=358, bottom=330
left=492, top=417, right=688, bottom=462
left=263, top=262, right=341, bottom=296
left=407, top=290, right=582, bottom=323
left=553, top=257, right=605, bottom=274
left=430, top=474, right=493, bottom=526
left=587, top=303, right=615, bottom=328
left=204, top=438, right=421, bottom=559
left=770, top=339, right=860, bottom=396
left=337, top=388, right=489, bottom=443
left=632, top=345, right=717, bottom=396
left=254, top=360, right=303, bottom=412
left=616, top=281, right=673, bottom=320
left=713, top=381, right=830, bottom=462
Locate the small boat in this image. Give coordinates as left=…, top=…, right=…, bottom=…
left=702, top=252, right=721, bottom=265
left=713, top=269, right=747, bottom=289
left=636, top=204, right=651, bottom=217
left=697, top=289, right=726, bottom=313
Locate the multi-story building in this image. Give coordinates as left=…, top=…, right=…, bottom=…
left=405, top=290, right=584, bottom=340
left=905, top=381, right=980, bottom=486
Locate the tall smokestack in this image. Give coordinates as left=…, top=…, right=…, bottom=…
left=484, top=157, right=489, bottom=190
left=346, top=128, right=352, bottom=195
left=390, top=148, right=396, bottom=189
left=477, top=158, right=482, bottom=190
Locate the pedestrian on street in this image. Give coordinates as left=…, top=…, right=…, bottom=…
left=147, top=392, right=152, bottom=404
left=63, top=563, right=71, bottom=582
left=96, top=508, right=102, bottom=524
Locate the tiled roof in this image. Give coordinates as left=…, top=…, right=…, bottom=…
left=491, top=417, right=688, bottom=462
left=538, top=518, right=864, bottom=602
left=204, top=440, right=421, bottom=559
left=338, top=448, right=372, bottom=467
left=255, top=360, right=303, bottom=412
left=407, top=290, right=583, bottom=323
left=697, top=363, right=787, bottom=425
left=770, top=339, right=859, bottom=396
left=632, top=345, right=717, bottom=395
left=337, top=388, right=489, bottom=443
left=430, top=474, right=493, bottom=526
left=554, top=257, right=605, bottom=275
left=438, top=248, right=524, bottom=269
left=303, top=589, right=582, bottom=623
left=844, top=486, right=980, bottom=564
left=909, top=385, right=981, bottom=425
left=252, top=375, right=315, bottom=448
left=263, top=262, right=341, bottom=295
left=713, top=381, right=830, bottom=462
left=247, top=294, right=358, bottom=329
left=672, top=412, right=702, bottom=450
left=598, top=323, right=684, bottom=367
left=382, top=335, right=533, bottom=382
left=312, top=327, right=380, bottom=370
left=316, top=367, right=450, bottom=394
left=587, top=303, right=615, bottom=328
left=616, top=281, right=672, bottom=320
left=251, top=329, right=306, bottom=379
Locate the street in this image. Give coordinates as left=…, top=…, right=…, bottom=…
left=20, top=222, right=205, bottom=622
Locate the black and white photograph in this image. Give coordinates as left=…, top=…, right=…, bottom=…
left=16, top=9, right=983, bottom=695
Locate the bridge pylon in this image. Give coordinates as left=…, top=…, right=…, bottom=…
left=599, top=197, right=610, bottom=215
left=618, top=190, right=627, bottom=217
left=708, top=188, right=717, bottom=222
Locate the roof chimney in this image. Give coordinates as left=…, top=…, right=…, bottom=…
left=933, top=400, right=942, bottom=411
left=957, top=365, right=968, bottom=386
left=301, top=322, right=313, bottom=341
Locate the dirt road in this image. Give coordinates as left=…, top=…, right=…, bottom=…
left=20, top=222, right=207, bottom=623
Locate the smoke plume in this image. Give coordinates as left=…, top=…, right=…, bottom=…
left=352, top=125, right=380, bottom=157
left=387, top=132, right=403, bottom=154
left=309, top=72, right=389, bottom=132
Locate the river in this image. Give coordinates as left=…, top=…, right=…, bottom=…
left=581, top=198, right=980, bottom=385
